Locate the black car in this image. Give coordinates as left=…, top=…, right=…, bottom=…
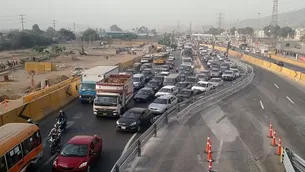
left=275, top=61, right=284, bottom=66
left=142, top=69, right=154, bottom=82
left=185, top=76, right=198, bottom=86
left=116, top=108, right=154, bottom=132
left=153, top=75, right=164, bottom=85
left=140, top=63, right=152, bottom=71
left=166, top=59, right=174, bottom=69
left=175, top=82, right=190, bottom=90
left=134, top=87, right=155, bottom=102
left=176, top=89, right=194, bottom=102
left=145, top=80, right=162, bottom=93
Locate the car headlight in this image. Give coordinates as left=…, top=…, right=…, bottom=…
left=130, top=122, right=137, bottom=126
left=116, top=121, right=120, bottom=125
left=79, top=162, right=87, bottom=168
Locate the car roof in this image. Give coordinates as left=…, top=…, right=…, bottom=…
left=127, top=107, right=147, bottom=113
left=141, top=87, right=153, bottom=91
left=180, top=88, right=192, bottom=91
left=133, top=73, right=144, bottom=77
left=163, top=85, right=176, bottom=89
left=68, top=135, right=94, bottom=145
left=198, top=81, right=209, bottom=84
left=224, top=70, right=233, bottom=72
left=158, top=94, right=175, bottom=99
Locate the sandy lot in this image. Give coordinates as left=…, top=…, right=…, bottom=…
left=0, top=41, right=144, bottom=112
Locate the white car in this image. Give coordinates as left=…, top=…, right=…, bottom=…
left=209, top=78, right=224, bottom=88
left=207, top=60, right=214, bottom=66
left=148, top=94, right=178, bottom=114
left=191, top=81, right=213, bottom=93
left=160, top=71, right=170, bottom=76
left=230, top=68, right=240, bottom=78
left=169, top=56, right=175, bottom=60
left=155, top=85, right=179, bottom=97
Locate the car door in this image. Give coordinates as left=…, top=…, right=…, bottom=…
left=92, top=137, right=102, bottom=156
left=88, top=142, right=97, bottom=165
left=172, top=87, right=178, bottom=95
left=170, top=96, right=178, bottom=106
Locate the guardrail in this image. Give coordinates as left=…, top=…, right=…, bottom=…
left=283, top=147, right=305, bottom=172
left=110, top=59, right=254, bottom=172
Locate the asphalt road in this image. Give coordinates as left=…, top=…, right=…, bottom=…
left=36, top=51, right=183, bottom=172
left=218, top=44, right=305, bottom=72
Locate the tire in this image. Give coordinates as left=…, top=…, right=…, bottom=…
left=137, top=125, right=141, bottom=132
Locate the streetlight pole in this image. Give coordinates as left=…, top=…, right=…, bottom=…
left=256, top=12, right=260, bottom=49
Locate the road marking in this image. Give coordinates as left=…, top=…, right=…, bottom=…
left=197, top=154, right=203, bottom=164
left=43, top=121, right=75, bottom=148
left=274, top=84, right=279, bottom=89
left=286, top=96, right=295, bottom=104
left=41, top=153, right=57, bottom=168
left=259, top=100, right=265, bottom=110
left=72, top=113, right=82, bottom=119
left=121, top=133, right=137, bottom=157
left=215, top=140, right=223, bottom=163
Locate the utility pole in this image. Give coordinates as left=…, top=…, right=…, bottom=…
left=189, top=21, right=192, bottom=34
left=52, top=20, right=56, bottom=30
left=73, top=23, right=76, bottom=33
left=256, top=12, right=261, bottom=49
left=177, top=20, right=180, bottom=33
left=19, top=14, right=25, bottom=31
left=217, top=13, right=224, bottom=29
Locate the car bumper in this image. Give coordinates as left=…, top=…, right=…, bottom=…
left=116, top=125, right=137, bottom=131
left=134, top=97, right=149, bottom=102
left=94, top=110, right=119, bottom=117
left=52, top=166, right=89, bottom=172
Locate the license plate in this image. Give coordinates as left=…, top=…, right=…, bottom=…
left=103, top=113, right=107, bottom=116
left=121, top=126, right=126, bottom=129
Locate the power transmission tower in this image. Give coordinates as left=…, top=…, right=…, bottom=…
left=52, top=20, right=56, bottom=30
left=73, top=23, right=76, bottom=33
left=217, top=13, right=224, bottom=29
left=19, top=14, right=25, bottom=30
left=270, top=0, right=278, bottom=49
left=189, top=21, right=192, bottom=34
left=177, top=20, right=180, bottom=32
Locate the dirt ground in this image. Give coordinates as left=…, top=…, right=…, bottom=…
left=0, top=41, right=145, bottom=112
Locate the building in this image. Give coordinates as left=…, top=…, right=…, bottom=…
left=105, top=31, right=127, bottom=38
left=254, top=30, right=266, bottom=38
left=294, top=28, right=305, bottom=40
left=276, top=41, right=305, bottom=61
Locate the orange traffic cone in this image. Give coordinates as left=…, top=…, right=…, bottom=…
left=276, top=138, right=282, bottom=155
left=206, top=145, right=214, bottom=162
left=204, top=137, right=210, bottom=153
left=208, top=159, right=213, bottom=171
left=270, top=135, right=277, bottom=147
left=267, top=123, right=273, bottom=138
left=273, top=130, right=277, bottom=138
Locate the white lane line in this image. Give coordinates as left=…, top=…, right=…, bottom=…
left=215, top=140, right=223, bottom=163
left=121, top=133, right=137, bottom=157
left=286, top=96, right=295, bottom=104
left=197, top=154, right=203, bottom=164
left=259, top=100, right=265, bottom=110
left=274, top=84, right=279, bottom=89
left=43, top=121, right=75, bottom=148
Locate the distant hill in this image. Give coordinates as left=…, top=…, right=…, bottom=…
left=238, top=8, right=305, bottom=29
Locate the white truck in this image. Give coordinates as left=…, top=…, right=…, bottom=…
left=93, top=74, right=134, bottom=117
left=79, top=66, right=119, bottom=103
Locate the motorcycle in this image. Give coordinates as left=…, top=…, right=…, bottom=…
left=56, top=119, right=67, bottom=133
left=49, top=135, right=60, bottom=155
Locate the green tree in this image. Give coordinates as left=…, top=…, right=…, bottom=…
left=32, top=24, right=44, bottom=34
left=82, top=28, right=99, bottom=41
left=45, top=27, right=57, bottom=37
left=110, top=24, right=123, bottom=31
left=58, top=28, right=76, bottom=41
left=263, top=25, right=280, bottom=37
left=138, top=26, right=149, bottom=34
left=150, top=29, right=157, bottom=35
left=205, top=28, right=224, bottom=35
left=278, top=26, right=294, bottom=38
left=230, top=27, right=237, bottom=35
left=238, top=27, right=254, bottom=36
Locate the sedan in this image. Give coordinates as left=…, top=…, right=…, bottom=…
left=175, top=82, right=190, bottom=90
left=142, top=69, right=154, bottom=82
left=146, top=79, right=162, bottom=93
left=52, top=135, right=102, bottom=172
left=210, top=69, right=221, bottom=78
left=176, top=89, right=194, bottom=102
left=116, top=108, right=153, bottom=132
left=209, top=78, right=224, bottom=88
left=191, top=81, right=213, bottom=93
left=161, top=65, right=170, bottom=72
left=153, top=75, right=164, bottom=85
left=148, top=95, right=178, bottom=114
left=134, top=87, right=155, bottom=102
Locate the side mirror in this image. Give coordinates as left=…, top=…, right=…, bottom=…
left=90, top=151, right=96, bottom=156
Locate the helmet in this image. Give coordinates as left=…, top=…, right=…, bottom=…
left=27, top=119, right=33, bottom=123
left=59, top=110, right=63, bottom=113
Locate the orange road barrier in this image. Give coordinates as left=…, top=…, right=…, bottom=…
left=208, top=159, right=213, bottom=171
left=268, top=123, right=273, bottom=138
left=276, top=138, right=282, bottom=155
left=204, top=137, right=211, bottom=153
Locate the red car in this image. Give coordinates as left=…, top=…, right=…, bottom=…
left=52, top=135, right=103, bottom=172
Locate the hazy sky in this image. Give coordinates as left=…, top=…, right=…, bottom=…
left=0, top=0, right=304, bottom=31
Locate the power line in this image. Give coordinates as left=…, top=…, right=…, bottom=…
left=19, top=14, right=25, bottom=30
left=52, top=20, right=56, bottom=30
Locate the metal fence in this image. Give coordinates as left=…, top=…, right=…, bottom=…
left=283, top=147, right=305, bottom=172
left=110, top=59, right=254, bottom=172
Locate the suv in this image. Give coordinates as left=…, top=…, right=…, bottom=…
left=222, top=70, right=235, bottom=81
left=155, top=85, right=179, bottom=97
left=148, top=94, right=178, bottom=114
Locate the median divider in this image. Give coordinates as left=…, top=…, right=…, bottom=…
left=211, top=45, right=305, bottom=85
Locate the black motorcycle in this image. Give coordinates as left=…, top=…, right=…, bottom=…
left=48, top=135, right=60, bottom=155
left=56, top=119, right=67, bottom=133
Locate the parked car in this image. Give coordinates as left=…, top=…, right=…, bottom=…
left=222, top=70, right=235, bottom=81
left=191, top=81, right=213, bottom=93
left=146, top=79, right=162, bottom=93
left=185, top=76, right=198, bottom=86
left=161, top=65, right=170, bottom=72
left=176, top=89, right=194, bottom=102
left=116, top=108, right=153, bottom=132
left=155, top=85, right=179, bottom=97
left=52, top=135, right=103, bottom=172
left=209, top=78, right=224, bottom=88
left=134, top=87, right=155, bottom=102
left=148, top=94, right=178, bottom=114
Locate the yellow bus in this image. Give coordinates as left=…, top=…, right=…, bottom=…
left=0, top=123, right=43, bottom=172
left=153, top=52, right=169, bottom=65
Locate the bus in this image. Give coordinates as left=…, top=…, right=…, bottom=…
left=0, top=123, right=43, bottom=172
left=153, top=52, right=169, bottom=65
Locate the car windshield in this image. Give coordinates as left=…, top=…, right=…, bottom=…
left=133, top=77, right=141, bottom=82
left=60, top=144, right=88, bottom=157
left=142, top=71, right=151, bottom=75
left=186, top=77, right=196, bottom=82
left=197, top=74, right=206, bottom=78
left=154, top=76, right=163, bottom=81
left=139, top=89, right=151, bottom=95
left=159, top=88, right=172, bottom=93
left=123, top=111, right=141, bottom=118
left=196, top=83, right=208, bottom=87
left=210, top=79, right=220, bottom=82
left=94, top=95, right=117, bottom=106
left=74, top=67, right=83, bottom=71
left=211, top=70, right=219, bottom=72
left=224, top=71, right=233, bottom=74
left=161, top=66, right=169, bottom=69
left=183, top=58, right=192, bottom=63
left=154, top=98, right=168, bottom=104
left=80, top=83, right=95, bottom=90
left=148, top=81, right=158, bottom=86
left=176, top=82, right=187, bottom=87
left=164, top=78, right=175, bottom=83
left=179, top=90, right=191, bottom=95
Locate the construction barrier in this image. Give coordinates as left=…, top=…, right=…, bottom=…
left=118, top=56, right=142, bottom=71
left=23, top=77, right=80, bottom=103
left=25, top=62, right=56, bottom=72
left=211, top=45, right=305, bottom=85
left=0, top=79, right=80, bottom=126
left=271, top=54, right=305, bottom=68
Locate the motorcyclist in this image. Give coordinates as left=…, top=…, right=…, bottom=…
left=56, top=110, right=67, bottom=129
left=48, top=123, right=61, bottom=146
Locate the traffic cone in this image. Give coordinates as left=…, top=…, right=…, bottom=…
left=206, top=145, right=214, bottom=162
left=209, top=143, right=213, bottom=154
left=267, top=123, right=273, bottom=138
left=270, top=135, right=277, bottom=147
left=204, top=141, right=210, bottom=154
left=276, top=138, right=282, bottom=155
left=208, top=159, right=213, bottom=171
left=273, top=130, right=277, bottom=138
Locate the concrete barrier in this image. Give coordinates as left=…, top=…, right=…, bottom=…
left=0, top=79, right=80, bottom=126
left=271, top=54, right=305, bottom=68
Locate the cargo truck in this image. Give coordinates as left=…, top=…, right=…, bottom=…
left=93, top=74, right=134, bottom=117
left=79, top=66, right=119, bottom=103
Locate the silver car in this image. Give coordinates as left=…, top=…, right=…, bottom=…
left=210, top=68, right=221, bottom=78
left=148, top=94, right=178, bottom=114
